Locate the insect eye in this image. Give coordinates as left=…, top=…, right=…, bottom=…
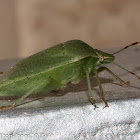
left=99, top=55, right=104, bottom=62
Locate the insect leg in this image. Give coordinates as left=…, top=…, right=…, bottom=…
left=0, top=72, right=3, bottom=74
left=86, top=70, right=98, bottom=108
left=0, top=78, right=50, bottom=111
left=94, top=69, right=109, bottom=108
left=97, top=67, right=130, bottom=86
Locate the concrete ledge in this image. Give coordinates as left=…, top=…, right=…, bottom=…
left=0, top=47, right=139, bottom=140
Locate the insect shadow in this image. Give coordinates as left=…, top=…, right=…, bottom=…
left=55, top=77, right=113, bottom=95
left=33, top=77, right=113, bottom=98
left=0, top=77, right=113, bottom=101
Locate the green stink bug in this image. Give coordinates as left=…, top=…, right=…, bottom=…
left=0, top=40, right=139, bottom=110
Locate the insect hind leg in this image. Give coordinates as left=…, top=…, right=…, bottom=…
left=0, top=78, right=51, bottom=111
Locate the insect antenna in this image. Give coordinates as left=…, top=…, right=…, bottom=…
left=112, top=42, right=140, bottom=55
left=113, top=62, right=140, bottom=80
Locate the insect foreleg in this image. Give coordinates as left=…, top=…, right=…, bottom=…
left=0, top=78, right=51, bottom=111
left=86, top=70, right=98, bottom=108
left=97, top=67, right=130, bottom=86
left=94, top=69, right=109, bottom=108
